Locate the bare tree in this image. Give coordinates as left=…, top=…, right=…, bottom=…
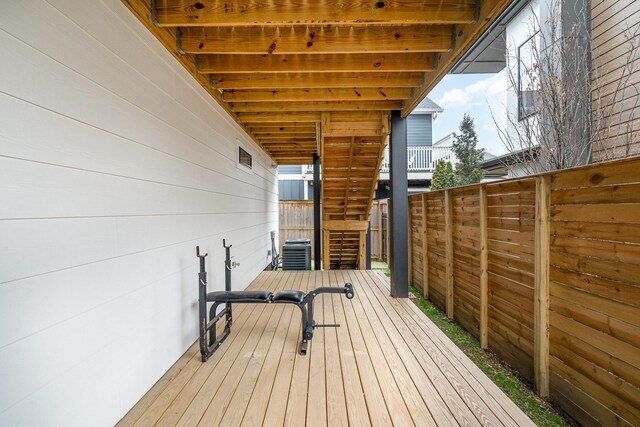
left=493, top=0, right=640, bottom=174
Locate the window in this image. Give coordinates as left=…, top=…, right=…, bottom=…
left=518, top=33, right=540, bottom=120
left=238, top=146, right=252, bottom=170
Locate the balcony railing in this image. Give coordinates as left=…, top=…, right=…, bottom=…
left=301, top=146, right=454, bottom=175
left=380, top=145, right=454, bottom=173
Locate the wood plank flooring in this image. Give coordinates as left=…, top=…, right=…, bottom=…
left=118, top=271, right=534, bottom=426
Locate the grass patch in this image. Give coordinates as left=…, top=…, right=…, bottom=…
left=409, top=286, right=568, bottom=426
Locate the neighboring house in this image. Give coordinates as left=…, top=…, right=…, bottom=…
left=591, top=0, right=640, bottom=159
left=379, top=97, right=450, bottom=195
left=277, top=165, right=311, bottom=200
left=481, top=147, right=539, bottom=179
left=452, top=0, right=639, bottom=172
left=278, top=97, right=452, bottom=199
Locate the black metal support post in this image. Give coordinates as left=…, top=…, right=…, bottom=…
left=366, top=221, right=372, bottom=269
left=313, top=153, right=321, bottom=270
left=389, top=111, right=409, bottom=298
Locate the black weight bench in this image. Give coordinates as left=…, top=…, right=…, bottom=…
left=197, top=241, right=354, bottom=362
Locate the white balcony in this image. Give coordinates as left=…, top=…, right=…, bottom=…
left=380, top=145, right=455, bottom=177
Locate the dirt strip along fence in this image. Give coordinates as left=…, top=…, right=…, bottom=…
left=279, top=200, right=388, bottom=261
left=408, top=157, right=640, bottom=427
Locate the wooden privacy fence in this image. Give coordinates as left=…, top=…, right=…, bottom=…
left=279, top=201, right=315, bottom=259
left=279, top=200, right=387, bottom=261
left=408, top=157, right=640, bottom=427
left=370, top=199, right=388, bottom=262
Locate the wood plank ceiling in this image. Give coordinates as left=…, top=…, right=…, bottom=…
left=122, top=0, right=512, bottom=165
left=122, top=0, right=512, bottom=268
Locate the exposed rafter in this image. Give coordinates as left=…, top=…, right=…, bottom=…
left=198, top=53, right=436, bottom=74
left=238, top=112, right=321, bottom=122
left=154, top=0, right=477, bottom=26
left=250, top=127, right=315, bottom=134
left=254, top=132, right=316, bottom=139
left=222, top=87, right=411, bottom=103
left=211, top=72, right=424, bottom=89
left=231, top=100, right=403, bottom=113
left=180, top=25, right=454, bottom=54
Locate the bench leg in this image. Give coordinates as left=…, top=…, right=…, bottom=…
left=297, top=283, right=354, bottom=355
left=200, top=302, right=232, bottom=362
left=299, top=304, right=314, bottom=355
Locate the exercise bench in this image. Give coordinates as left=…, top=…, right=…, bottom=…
left=197, top=241, right=354, bottom=362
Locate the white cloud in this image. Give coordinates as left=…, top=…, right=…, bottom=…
left=437, top=72, right=508, bottom=111
left=436, top=88, right=471, bottom=109
left=467, top=72, right=508, bottom=96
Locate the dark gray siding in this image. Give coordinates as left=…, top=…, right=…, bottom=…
left=279, top=180, right=305, bottom=200
left=278, top=165, right=303, bottom=174
left=407, top=114, right=433, bottom=146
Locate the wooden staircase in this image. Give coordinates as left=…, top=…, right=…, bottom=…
left=321, top=112, right=390, bottom=269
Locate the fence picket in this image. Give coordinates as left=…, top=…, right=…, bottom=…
left=406, top=157, right=640, bottom=426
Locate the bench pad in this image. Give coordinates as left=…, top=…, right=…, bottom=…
left=207, top=290, right=273, bottom=302
left=273, top=290, right=305, bottom=304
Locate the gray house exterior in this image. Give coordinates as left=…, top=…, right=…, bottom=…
left=406, top=97, right=441, bottom=147
left=277, top=165, right=307, bottom=200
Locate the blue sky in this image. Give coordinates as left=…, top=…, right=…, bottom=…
left=427, top=70, right=509, bottom=156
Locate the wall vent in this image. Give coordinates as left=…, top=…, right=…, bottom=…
left=238, top=146, right=252, bottom=170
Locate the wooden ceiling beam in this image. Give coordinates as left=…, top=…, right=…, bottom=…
left=155, top=1, right=476, bottom=26
left=180, top=25, right=454, bottom=54
left=255, top=132, right=316, bottom=139
left=198, top=53, right=435, bottom=74
left=278, top=159, right=314, bottom=165
left=250, top=126, right=316, bottom=133
left=265, top=147, right=316, bottom=151
left=263, top=148, right=317, bottom=152
left=261, top=145, right=317, bottom=150
left=329, top=111, right=391, bottom=123
left=402, top=0, right=513, bottom=116
left=211, top=72, right=423, bottom=89
left=238, top=112, right=321, bottom=122
left=245, top=123, right=315, bottom=129
left=272, top=152, right=314, bottom=156
left=222, top=88, right=411, bottom=103
left=264, top=138, right=316, bottom=146
left=241, top=110, right=389, bottom=124
left=263, top=147, right=317, bottom=152
left=232, top=100, right=403, bottom=113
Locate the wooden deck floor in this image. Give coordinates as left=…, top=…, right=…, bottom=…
left=118, top=271, right=534, bottom=426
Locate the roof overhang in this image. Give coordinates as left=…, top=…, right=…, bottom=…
left=450, top=0, right=529, bottom=74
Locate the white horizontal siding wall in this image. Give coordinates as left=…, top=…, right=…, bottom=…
left=0, top=1, right=278, bottom=425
